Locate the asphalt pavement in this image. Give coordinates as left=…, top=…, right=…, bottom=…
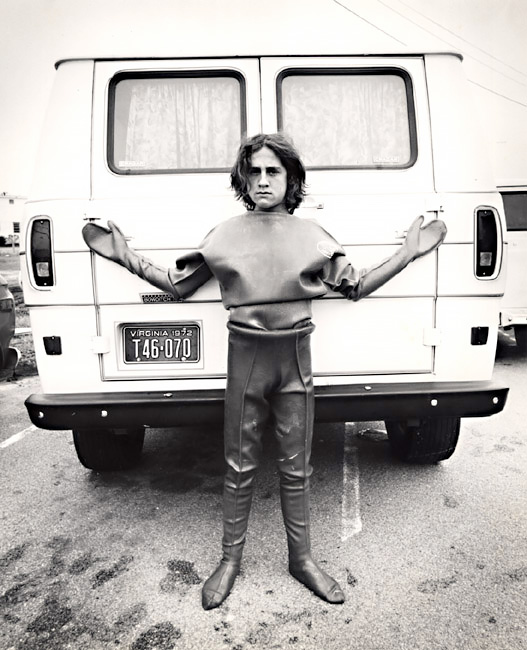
left=0, top=332, right=525, bottom=650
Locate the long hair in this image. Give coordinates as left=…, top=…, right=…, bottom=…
left=230, top=133, right=306, bottom=214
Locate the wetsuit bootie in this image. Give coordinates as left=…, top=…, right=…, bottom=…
left=280, top=475, right=345, bottom=604
left=288, top=556, right=345, bottom=604
left=202, top=468, right=255, bottom=610
left=201, top=544, right=243, bottom=610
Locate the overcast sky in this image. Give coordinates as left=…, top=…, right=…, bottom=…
left=1, top=0, right=526, bottom=196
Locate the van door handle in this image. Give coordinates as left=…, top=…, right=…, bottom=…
left=425, top=195, right=444, bottom=216
left=302, top=198, right=324, bottom=209
left=395, top=209, right=444, bottom=239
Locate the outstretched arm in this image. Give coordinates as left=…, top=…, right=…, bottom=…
left=354, top=216, right=446, bottom=300
left=82, top=221, right=131, bottom=264
left=403, top=215, right=447, bottom=261
left=82, top=221, right=212, bottom=299
left=323, top=215, right=447, bottom=301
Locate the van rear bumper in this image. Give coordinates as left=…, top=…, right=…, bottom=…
left=500, top=309, right=527, bottom=328
left=25, top=380, right=509, bottom=430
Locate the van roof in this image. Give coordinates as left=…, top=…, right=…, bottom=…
left=52, top=0, right=467, bottom=69
left=55, top=51, right=463, bottom=69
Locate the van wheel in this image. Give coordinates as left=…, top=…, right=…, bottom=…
left=514, top=326, right=527, bottom=353
left=384, top=417, right=460, bottom=463
left=72, top=427, right=145, bottom=471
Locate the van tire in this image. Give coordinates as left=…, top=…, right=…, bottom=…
left=385, top=417, right=461, bottom=463
left=514, top=326, right=527, bottom=353
left=72, top=427, right=145, bottom=471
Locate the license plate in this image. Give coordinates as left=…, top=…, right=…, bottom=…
left=123, top=323, right=200, bottom=363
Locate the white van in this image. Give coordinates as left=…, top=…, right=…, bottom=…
left=498, top=184, right=527, bottom=351
left=21, top=51, right=508, bottom=469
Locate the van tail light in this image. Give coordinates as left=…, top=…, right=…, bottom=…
left=475, top=207, right=501, bottom=279
left=30, top=217, right=55, bottom=287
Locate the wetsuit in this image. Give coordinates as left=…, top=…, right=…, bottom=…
left=82, top=210, right=444, bottom=609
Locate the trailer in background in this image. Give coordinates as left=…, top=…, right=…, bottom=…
left=499, top=183, right=527, bottom=352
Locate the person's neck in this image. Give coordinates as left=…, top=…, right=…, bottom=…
left=252, top=208, right=290, bottom=216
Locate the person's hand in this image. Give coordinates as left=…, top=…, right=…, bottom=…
left=403, top=215, right=447, bottom=261
left=82, top=220, right=131, bottom=264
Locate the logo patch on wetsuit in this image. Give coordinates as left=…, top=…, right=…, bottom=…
left=317, top=240, right=339, bottom=259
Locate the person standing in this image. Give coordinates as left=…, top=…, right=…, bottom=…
left=82, top=133, right=446, bottom=610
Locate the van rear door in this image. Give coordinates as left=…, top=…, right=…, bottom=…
left=261, top=56, right=437, bottom=377
left=90, top=59, right=261, bottom=381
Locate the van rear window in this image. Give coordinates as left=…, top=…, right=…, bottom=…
left=109, top=72, right=245, bottom=173
left=277, top=69, right=416, bottom=169
left=500, top=191, right=527, bottom=231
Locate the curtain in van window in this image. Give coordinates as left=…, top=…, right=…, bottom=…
left=113, top=76, right=241, bottom=171
left=281, top=74, right=411, bottom=167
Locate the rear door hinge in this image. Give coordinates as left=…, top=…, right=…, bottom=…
left=91, top=336, right=110, bottom=354
left=423, top=327, right=442, bottom=347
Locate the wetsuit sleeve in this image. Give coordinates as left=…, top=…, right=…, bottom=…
left=320, top=216, right=447, bottom=301
left=82, top=220, right=212, bottom=299
left=320, top=248, right=413, bottom=301
left=167, top=250, right=213, bottom=299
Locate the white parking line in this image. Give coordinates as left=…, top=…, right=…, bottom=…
left=341, top=422, right=362, bottom=540
left=0, top=425, right=37, bottom=449
left=14, top=327, right=32, bottom=336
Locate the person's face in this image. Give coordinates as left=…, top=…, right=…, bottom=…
left=247, top=146, right=288, bottom=213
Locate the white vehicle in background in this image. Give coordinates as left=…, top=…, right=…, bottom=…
left=499, top=184, right=527, bottom=352
left=0, top=194, right=25, bottom=247
left=0, top=272, right=18, bottom=378
left=21, top=49, right=509, bottom=470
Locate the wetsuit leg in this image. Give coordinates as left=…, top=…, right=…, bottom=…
left=270, top=327, right=345, bottom=604
left=202, top=326, right=270, bottom=610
